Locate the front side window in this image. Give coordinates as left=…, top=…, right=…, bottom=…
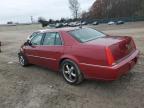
left=68, top=28, right=106, bottom=43
left=31, top=33, right=43, bottom=45
left=43, top=32, right=62, bottom=46
left=30, top=32, right=38, bottom=39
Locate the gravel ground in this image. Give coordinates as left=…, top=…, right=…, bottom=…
left=0, top=22, right=144, bottom=108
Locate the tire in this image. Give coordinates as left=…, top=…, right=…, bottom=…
left=61, top=59, right=84, bottom=85
left=18, top=53, right=29, bottom=67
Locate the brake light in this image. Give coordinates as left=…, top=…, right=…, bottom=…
left=105, top=47, right=115, bottom=66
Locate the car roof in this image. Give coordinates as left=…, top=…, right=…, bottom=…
left=36, top=27, right=80, bottom=33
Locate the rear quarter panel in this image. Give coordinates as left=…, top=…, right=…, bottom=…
left=71, top=44, right=107, bottom=66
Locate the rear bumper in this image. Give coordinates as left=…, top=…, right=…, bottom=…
left=80, top=50, right=139, bottom=80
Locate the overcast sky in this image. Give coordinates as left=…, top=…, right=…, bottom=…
left=0, top=0, right=95, bottom=24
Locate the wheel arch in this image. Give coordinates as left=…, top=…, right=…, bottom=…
left=59, top=55, right=80, bottom=69
left=59, top=55, right=84, bottom=84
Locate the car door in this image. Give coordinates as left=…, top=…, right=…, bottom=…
left=39, top=32, right=64, bottom=71
left=24, top=33, right=45, bottom=65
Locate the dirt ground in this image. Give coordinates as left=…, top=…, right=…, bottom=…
left=0, top=22, right=144, bottom=108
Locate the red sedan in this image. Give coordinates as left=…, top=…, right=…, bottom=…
left=18, top=27, right=139, bottom=84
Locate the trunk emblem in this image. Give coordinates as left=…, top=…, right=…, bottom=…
left=126, top=44, right=131, bottom=50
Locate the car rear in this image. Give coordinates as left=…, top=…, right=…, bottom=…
left=105, top=36, right=137, bottom=66
left=68, top=28, right=139, bottom=80
left=103, top=36, right=139, bottom=80
left=80, top=40, right=139, bottom=80
left=85, top=36, right=139, bottom=80
left=87, top=36, right=139, bottom=80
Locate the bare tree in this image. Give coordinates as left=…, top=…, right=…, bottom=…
left=69, top=0, right=80, bottom=19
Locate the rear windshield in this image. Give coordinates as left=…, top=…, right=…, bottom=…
left=68, top=28, right=106, bottom=42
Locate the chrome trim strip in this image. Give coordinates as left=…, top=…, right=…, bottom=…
left=27, top=55, right=57, bottom=61
left=80, top=63, right=109, bottom=68
left=80, top=51, right=139, bottom=69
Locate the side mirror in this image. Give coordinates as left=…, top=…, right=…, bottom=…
left=24, top=40, right=32, bottom=46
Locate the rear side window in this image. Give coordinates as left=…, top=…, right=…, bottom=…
left=43, top=32, right=62, bottom=46
left=68, top=28, right=106, bottom=42
left=55, top=33, right=62, bottom=45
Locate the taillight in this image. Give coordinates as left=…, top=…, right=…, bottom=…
left=105, top=47, right=115, bottom=66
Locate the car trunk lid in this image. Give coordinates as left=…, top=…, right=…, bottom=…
left=86, top=36, right=136, bottom=63
left=109, top=36, right=136, bottom=62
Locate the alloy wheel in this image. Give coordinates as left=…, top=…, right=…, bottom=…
left=63, top=64, right=77, bottom=83
left=19, top=56, right=25, bottom=66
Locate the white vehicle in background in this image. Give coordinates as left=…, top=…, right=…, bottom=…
left=81, top=21, right=88, bottom=25
left=75, top=22, right=81, bottom=26
left=48, top=24, right=56, bottom=28
left=68, top=22, right=77, bottom=27
left=116, top=20, right=125, bottom=25
left=55, top=23, right=63, bottom=28
left=108, top=21, right=115, bottom=25
left=63, top=23, right=68, bottom=27
left=92, top=21, right=99, bottom=25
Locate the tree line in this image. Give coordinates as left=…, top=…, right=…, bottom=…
left=82, top=0, right=144, bottom=19
left=38, top=0, right=144, bottom=27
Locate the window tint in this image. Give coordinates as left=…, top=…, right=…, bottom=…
left=43, top=33, right=55, bottom=45
left=30, top=32, right=38, bottom=39
left=68, top=28, right=106, bottom=43
left=55, top=33, right=62, bottom=45
left=43, top=32, right=62, bottom=46
left=31, top=33, right=43, bottom=45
